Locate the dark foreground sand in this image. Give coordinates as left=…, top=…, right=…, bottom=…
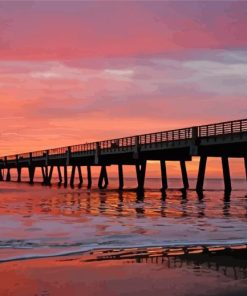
left=0, top=246, right=247, bottom=296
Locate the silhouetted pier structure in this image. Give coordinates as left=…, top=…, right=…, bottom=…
left=0, top=118, right=247, bottom=194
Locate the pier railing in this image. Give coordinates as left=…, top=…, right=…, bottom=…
left=198, top=118, right=247, bottom=138
left=1, top=119, right=247, bottom=161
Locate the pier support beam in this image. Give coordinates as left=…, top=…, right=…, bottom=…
left=244, top=157, right=247, bottom=181
left=222, top=157, right=232, bottom=193
left=41, top=167, right=46, bottom=184
left=57, top=166, right=62, bottom=184
left=118, top=164, right=124, bottom=190
left=70, top=165, right=76, bottom=187
left=87, top=166, right=92, bottom=189
left=180, top=160, right=189, bottom=190
left=136, top=161, right=146, bottom=192
left=77, top=166, right=83, bottom=187
left=48, top=166, right=53, bottom=185
left=98, top=165, right=109, bottom=189
left=0, top=169, right=4, bottom=181
left=17, top=167, right=22, bottom=183
left=28, top=166, right=35, bottom=184
left=196, top=156, right=207, bottom=193
left=6, top=169, right=11, bottom=182
left=64, top=166, right=68, bottom=187
left=160, top=160, right=168, bottom=192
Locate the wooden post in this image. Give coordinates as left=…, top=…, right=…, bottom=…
left=160, top=160, right=168, bottom=192
left=41, top=167, right=46, bottom=185
left=244, top=157, right=247, bottom=181
left=118, top=164, right=124, bottom=190
left=180, top=160, right=189, bottom=189
left=57, top=166, right=62, bottom=184
left=98, top=165, right=109, bottom=189
left=70, top=165, right=76, bottom=187
left=6, top=168, right=11, bottom=182
left=28, top=166, right=35, bottom=184
left=0, top=169, right=3, bottom=181
left=87, top=166, right=92, bottom=189
left=196, top=156, right=207, bottom=193
left=17, top=167, right=22, bottom=183
left=136, top=161, right=146, bottom=192
left=64, top=166, right=68, bottom=187
left=47, top=166, right=53, bottom=185
left=78, top=166, right=83, bottom=186
left=222, top=157, right=232, bottom=193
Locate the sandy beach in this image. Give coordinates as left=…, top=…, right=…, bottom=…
left=1, top=247, right=247, bottom=296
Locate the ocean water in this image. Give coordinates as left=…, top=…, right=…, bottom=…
left=0, top=178, right=247, bottom=262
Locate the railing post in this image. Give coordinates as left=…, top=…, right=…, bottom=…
left=190, top=126, right=199, bottom=156
left=95, top=142, right=100, bottom=164
left=66, top=147, right=71, bottom=166
left=133, top=136, right=139, bottom=159
left=45, top=150, right=49, bottom=166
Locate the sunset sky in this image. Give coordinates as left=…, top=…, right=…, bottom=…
left=0, top=1, right=247, bottom=178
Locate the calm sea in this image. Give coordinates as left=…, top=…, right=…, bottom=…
left=0, top=178, right=247, bottom=262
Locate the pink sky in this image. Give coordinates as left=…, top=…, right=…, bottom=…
left=0, top=1, right=247, bottom=177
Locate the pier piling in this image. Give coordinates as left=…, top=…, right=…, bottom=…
left=196, top=156, right=207, bottom=193
left=6, top=168, right=11, bottom=182
left=222, top=157, right=232, bottom=193
left=87, top=166, right=92, bottom=189
left=180, top=160, right=189, bottom=190
left=98, top=165, right=109, bottom=189
left=160, top=160, right=168, bottom=192
left=118, top=164, right=124, bottom=190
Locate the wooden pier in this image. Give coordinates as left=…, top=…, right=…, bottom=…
left=0, top=118, right=247, bottom=194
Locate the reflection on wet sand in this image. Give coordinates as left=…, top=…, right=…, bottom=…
left=84, top=244, right=247, bottom=281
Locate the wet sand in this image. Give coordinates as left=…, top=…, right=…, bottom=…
left=1, top=246, right=247, bottom=296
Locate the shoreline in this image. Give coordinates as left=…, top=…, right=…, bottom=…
left=1, top=244, right=247, bottom=296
